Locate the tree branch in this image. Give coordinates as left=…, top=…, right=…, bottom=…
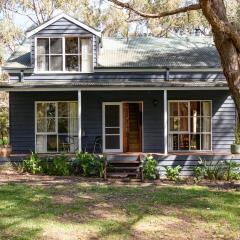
left=108, top=0, right=201, bottom=18
left=201, top=0, right=240, bottom=52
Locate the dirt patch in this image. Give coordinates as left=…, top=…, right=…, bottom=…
left=0, top=171, right=240, bottom=191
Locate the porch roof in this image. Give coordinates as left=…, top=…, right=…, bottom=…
left=0, top=79, right=228, bottom=89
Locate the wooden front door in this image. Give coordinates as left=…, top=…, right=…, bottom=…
left=123, top=103, right=142, bottom=152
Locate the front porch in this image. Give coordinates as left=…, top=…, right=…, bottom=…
left=8, top=89, right=235, bottom=159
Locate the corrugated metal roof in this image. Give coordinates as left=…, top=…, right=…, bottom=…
left=3, top=36, right=221, bottom=69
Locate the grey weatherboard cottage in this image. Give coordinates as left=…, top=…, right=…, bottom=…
left=1, top=13, right=239, bottom=175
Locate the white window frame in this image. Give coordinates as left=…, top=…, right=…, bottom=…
left=35, top=101, right=78, bottom=153
left=168, top=100, right=212, bottom=152
left=34, top=36, right=93, bottom=73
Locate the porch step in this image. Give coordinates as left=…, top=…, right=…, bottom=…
left=105, top=154, right=143, bottom=181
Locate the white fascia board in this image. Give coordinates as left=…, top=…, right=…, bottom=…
left=26, top=13, right=101, bottom=38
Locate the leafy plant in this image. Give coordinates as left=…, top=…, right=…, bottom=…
left=224, top=160, right=240, bottom=181
left=23, top=152, right=42, bottom=174
left=142, top=155, right=158, bottom=180
left=0, top=108, right=9, bottom=146
left=73, top=152, right=105, bottom=177
left=192, top=165, right=204, bottom=182
left=49, top=154, right=70, bottom=176
left=164, top=165, right=182, bottom=181
left=193, top=158, right=240, bottom=181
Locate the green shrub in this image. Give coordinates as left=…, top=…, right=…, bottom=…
left=49, top=154, right=70, bottom=176
left=164, top=165, right=182, bottom=181
left=193, top=158, right=240, bottom=181
left=23, top=152, right=42, bottom=174
left=224, top=160, right=240, bottom=181
left=192, top=165, right=204, bottom=182
left=73, top=152, right=105, bottom=177
left=142, top=155, right=158, bottom=180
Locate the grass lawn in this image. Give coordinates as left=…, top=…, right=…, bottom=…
left=0, top=174, right=239, bottom=240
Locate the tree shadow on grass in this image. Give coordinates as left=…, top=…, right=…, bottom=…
left=0, top=182, right=239, bottom=239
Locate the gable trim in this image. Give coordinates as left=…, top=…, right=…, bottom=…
left=26, top=13, right=101, bottom=38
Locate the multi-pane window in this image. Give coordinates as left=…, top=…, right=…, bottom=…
left=36, top=37, right=93, bottom=72
left=36, top=102, right=78, bottom=153
left=168, top=101, right=211, bottom=151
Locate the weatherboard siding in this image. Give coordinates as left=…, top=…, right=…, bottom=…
left=9, top=90, right=235, bottom=154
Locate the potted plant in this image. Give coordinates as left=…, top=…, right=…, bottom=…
left=0, top=108, right=11, bottom=157
left=231, top=119, right=240, bottom=154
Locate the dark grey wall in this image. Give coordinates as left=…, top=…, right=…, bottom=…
left=9, top=90, right=235, bottom=154
left=168, top=90, right=236, bottom=152
left=30, top=17, right=98, bottom=68
left=9, top=91, right=78, bottom=153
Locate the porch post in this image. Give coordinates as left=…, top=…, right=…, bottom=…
left=164, top=90, right=168, bottom=155
left=78, top=90, right=82, bottom=152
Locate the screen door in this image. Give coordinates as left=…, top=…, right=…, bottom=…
left=103, top=103, right=122, bottom=152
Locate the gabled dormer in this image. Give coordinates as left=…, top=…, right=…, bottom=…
left=26, top=13, right=101, bottom=73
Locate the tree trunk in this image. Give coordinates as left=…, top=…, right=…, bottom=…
left=201, top=0, right=240, bottom=114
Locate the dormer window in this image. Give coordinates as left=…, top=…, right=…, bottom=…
left=36, top=37, right=93, bottom=72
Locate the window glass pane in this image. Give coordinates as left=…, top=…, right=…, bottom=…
left=69, top=102, right=78, bottom=118
left=37, top=55, right=49, bottom=71
left=47, top=135, right=57, bottom=152
left=201, top=117, right=211, bottom=132
left=36, top=135, right=47, bottom=153
left=190, top=101, right=200, bottom=116
left=66, top=55, right=79, bottom=71
left=50, top=56, right=63, bottom=71
left=81, top=38, right=92, bottom=72
left=50, top=38, right=62, bottom=54
left=58, top=135, right=70, bottom=152
left=58, top=118, right=69, bottom=133
left=37, top=38, right=49, bottom=54
left=190, top=134, right=200, bottom=150
left=37, top=118, right=46, bottom=132
left=47, top=118, right=55, bottom=132
left=46, top=103, right=56, bottom=117
left=105, top=105, right=119, bottom=127
left=169, top=102, right=178, bottom=116
left=179, top=134, right=189, bottom=150
left=65, top=37, right=78, bottom=54
left=179, top=102, right=188, bottom=116
left=58, top=102, right=68, bottom=117
left=190, top=117, right=200, bottom=133
left=170, top=117, right=179, bottom=131
left=37, top=103, right=46, bottom=118
left=69, top=118, right=78, bottom=135
left=179, top=117, right=188, bottom=131
left=105, top=135, right=120, bottom=149
left=169, top=134, right=178, bottom=151
left=105, top=128, right=120, bottom=134
left=201, top=134, right=211, bottom=150
left=201, top=101, right=211, bottom=116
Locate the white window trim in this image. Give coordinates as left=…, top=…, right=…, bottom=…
left=34, top=36, right=93, bottom=73
left=35, top=101, right=78, bottom=153
left=168, top=100, right=212, bottom=152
